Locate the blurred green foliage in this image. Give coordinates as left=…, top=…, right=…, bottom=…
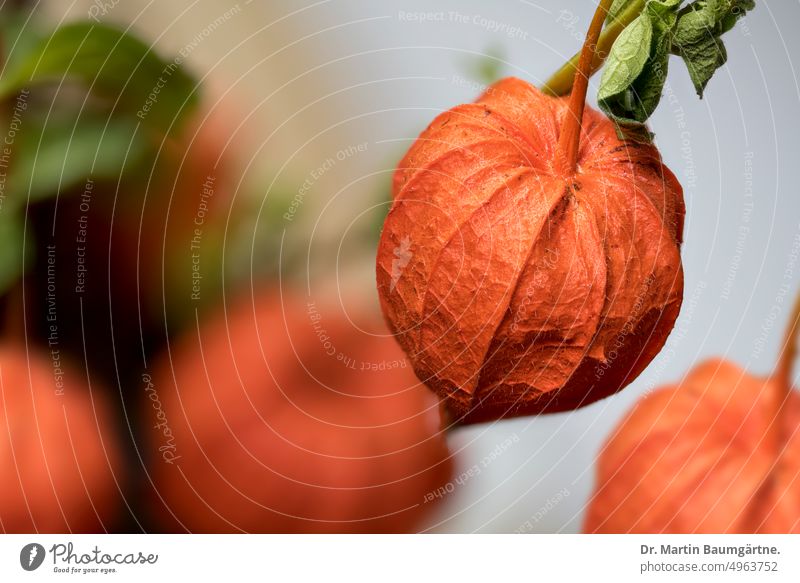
left=0, top=14, right=200, bottom=295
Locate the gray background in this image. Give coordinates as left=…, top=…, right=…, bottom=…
left=42, top=0, right=800, bottom=532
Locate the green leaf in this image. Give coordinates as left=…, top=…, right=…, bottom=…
left=7, top=112, right=150, bottom=203
left=634, top=0, right=682, bottom=115
left=673, top=11, right=726, bottom=96
left=598, top=0, right=682, bottom=139
left=0, top=11, right=45, bottom=74
left=595, top=0, right=754, bottom=140
left=598, top=13, right=653, bottom=105
left=672, top=0, right=755, bottom=96
left=0, top=22, right=199, bottom=131
left=0, top=211, right=27, bottom=295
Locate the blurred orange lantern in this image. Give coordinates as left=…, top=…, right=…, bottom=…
left=585, top=294, right=800, bottom=533
left=0, top=346, right=124, bottom=532
left=146, top=291, right=453, bottom=533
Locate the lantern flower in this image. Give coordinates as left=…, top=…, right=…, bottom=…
left=376, top=3, right=684, bottom=424
left=0, top=346, right=124, bottom=532
left=147, top=291, right=453, bottom=533
left=585, top=292, right=800, bottom=533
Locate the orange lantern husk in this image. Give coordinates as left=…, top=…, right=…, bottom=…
left=585, top=292, right=800, bottom=533
left=376, top=5, right=684, bottom=424
left=0, top=346, right=124, bottom=532
left=146, top=291, right=453, bottom=533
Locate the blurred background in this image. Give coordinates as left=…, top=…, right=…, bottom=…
left=1, top=0, right=798, bottom=533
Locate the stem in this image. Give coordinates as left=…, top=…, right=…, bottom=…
left=2, top=281, right=26, bottom=341
left=772, top=288, right=800, bottom=448
left=775, top=290, right=800, bottom=394
left=556, top=0, right=615, bottom=176
left=542, top=0, right=646, bottom=97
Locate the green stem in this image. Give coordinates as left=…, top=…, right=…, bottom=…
left=541, top=0, right=647, bottom=97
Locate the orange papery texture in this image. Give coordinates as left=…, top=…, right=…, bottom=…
left=376, top=77, right=685, bottom=424
left=585, top=359, right=800, bottom=533
left=0, top=347, right=124, bottom=533
left=148, top=293, right=453, bottom=533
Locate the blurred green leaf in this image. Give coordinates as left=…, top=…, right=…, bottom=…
left=464, top=45, right=506, bottom=86
left=0, top=22, right=199, bottom=131
left=0, top=10, right=44, bottom=74
left=0, top=211, right=27, bottom=295
left=8, top=113, right=150, bottom=202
